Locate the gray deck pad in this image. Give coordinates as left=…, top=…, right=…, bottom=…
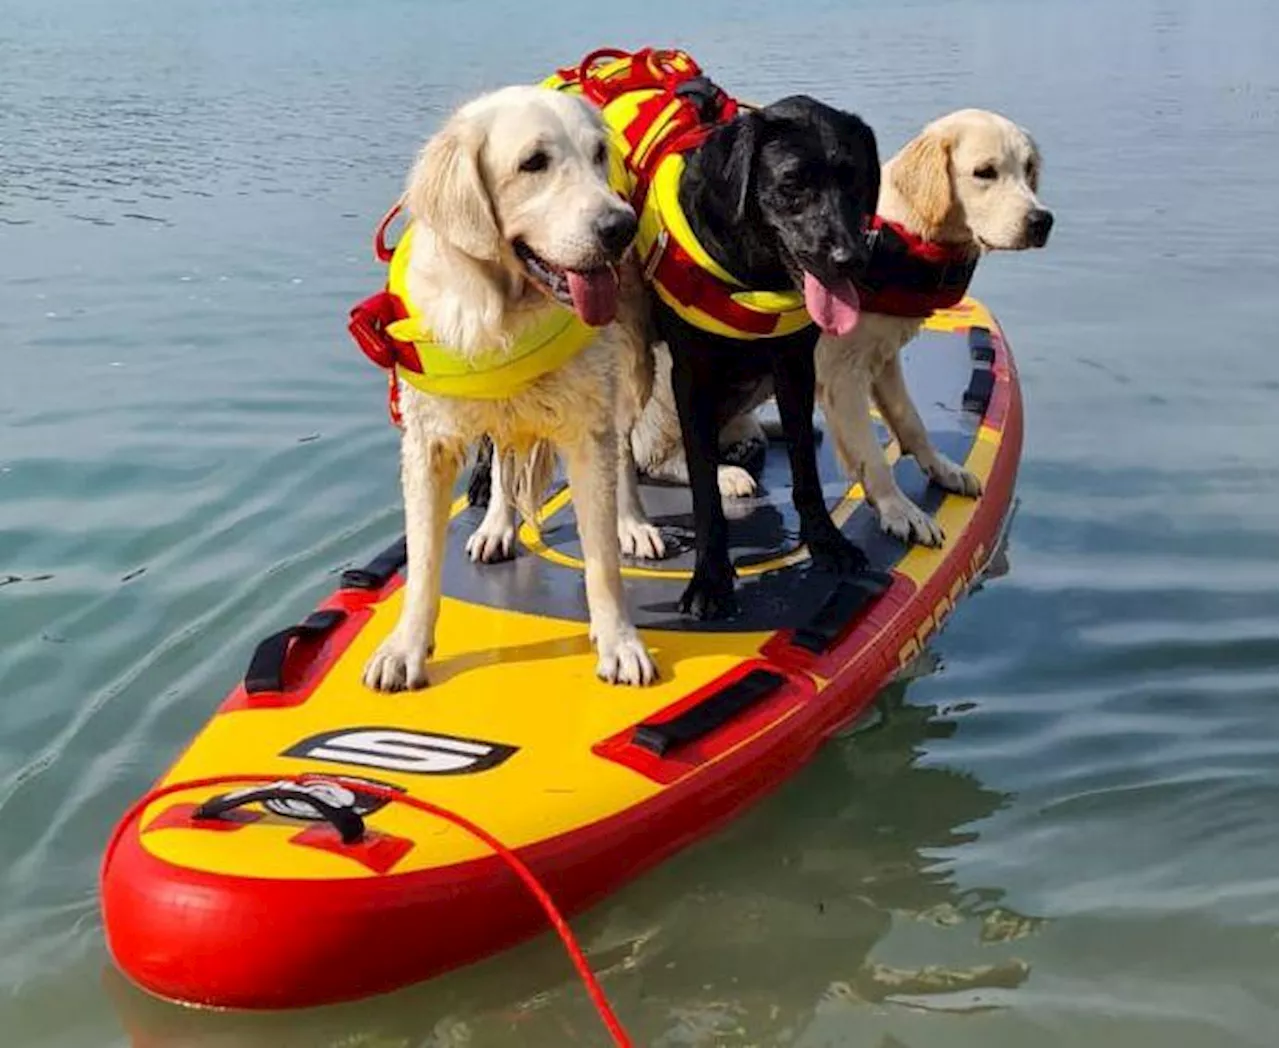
left=440, top=329, right=981, bottom=632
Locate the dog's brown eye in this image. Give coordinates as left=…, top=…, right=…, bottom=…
left=594, top=141, right=608, bottom=166
left=519, top=150, right=549, bottom=174
left=974, top=164, right=998, bottom=181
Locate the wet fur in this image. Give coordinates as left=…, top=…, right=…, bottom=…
left=817, top=108, right=1051, bottom=546
left=656, top=96, right=881, bottom=619
left=362, top=85, right=657, bottom=692
left=462, top=255, right=663, bottom=564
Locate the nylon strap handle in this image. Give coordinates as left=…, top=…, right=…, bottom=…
left=243, top=609, right=347, bottom=694
left=575, top=47, right=703, bottom=107
left=193, top=783, right=365, bottom=845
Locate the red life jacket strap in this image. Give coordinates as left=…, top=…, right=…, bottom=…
left=649, top=235, right=781, bottom=338
left=347, top=291, right=417, bottom=428
left=628, top=90, right=739, bottom=213
left=347, top=290, right=422, bottom=374
left=566, top=47, right=704, bottom=107
left=555, top=48, right=738, bottom=211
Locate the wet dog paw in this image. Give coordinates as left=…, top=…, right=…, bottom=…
left=618, top=516, right=666, bottom=560
left=679, top=559, right=738, bottom=620
left=925, top=454, right=983, bottom=498
left=362, top=634, right=433, bottom=692
left=465, top=520, right=515, bottom=563
left=876, top=493, right=945, bottom=547
left=717, top=464, right=758, bottom=499
left=595, top=630, right=658, bottom=686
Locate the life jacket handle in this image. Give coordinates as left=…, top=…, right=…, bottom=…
left=572, top=47, right=704, bottom=108
left=373, top=200, right=405, bottom=263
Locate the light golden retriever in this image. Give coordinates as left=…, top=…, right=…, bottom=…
left=629, top=108, right=1052, bottom=547
left=362, top=85, right=658, bottom=692
left=818, top=108, right=1051, bottom=545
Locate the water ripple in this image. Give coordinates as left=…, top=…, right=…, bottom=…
left=0, top=0, right=1276, bottom=1045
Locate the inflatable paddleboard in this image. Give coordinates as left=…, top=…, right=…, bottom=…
left=100, top=297, right=1022, bottom=1010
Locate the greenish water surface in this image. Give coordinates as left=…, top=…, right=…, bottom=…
left=1, top=0, right=1276, bottom=1045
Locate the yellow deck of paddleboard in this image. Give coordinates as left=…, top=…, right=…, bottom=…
left=138, top=298, right=1015, bottom=881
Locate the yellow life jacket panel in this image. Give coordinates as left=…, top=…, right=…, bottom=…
left=381, top=224, right=599, bottom=401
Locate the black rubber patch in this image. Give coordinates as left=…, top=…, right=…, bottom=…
left=422, top=327, right=980, bottom=632
left=962, top=368, right=996, bottom=415
left=790, top=571, right=893, bottom=653
left=632, top=668, right=786, bottom=756
left=341, top=537, right=407, bottom=591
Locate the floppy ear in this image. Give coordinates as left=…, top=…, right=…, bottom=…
left=890, top=130, right=953, bottom=237
left=1021, top=127, right=1043, bottom=192
left=721, top=110, right=764, bottom=223
left=405, top=117, right=502, bottom=261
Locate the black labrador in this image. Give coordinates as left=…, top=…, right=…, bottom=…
left=660, top=96, right=881, bottom=619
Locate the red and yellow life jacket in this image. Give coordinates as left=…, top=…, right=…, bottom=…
left=347, top=195, right=612, bottom=414
left=548, top=50, right=979, bottom=326
left=857, top=217, right=979, bottom=317
left=348, top=47, right=985, bottom=417
left=543, top=48, right=812, bottom=340
left=347, top=47, right=812, bottom=418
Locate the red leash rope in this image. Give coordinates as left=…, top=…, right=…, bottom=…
left=103, top=773, right=633, bottom=1047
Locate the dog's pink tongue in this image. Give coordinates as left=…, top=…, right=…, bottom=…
left=803, top=272, right=861, bottom=337
left=566, top=269, right=619, bottom=327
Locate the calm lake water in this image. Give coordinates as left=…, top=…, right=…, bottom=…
left=1, top=0, right=1276, bottom=1045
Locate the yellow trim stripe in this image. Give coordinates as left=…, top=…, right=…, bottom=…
left=517, top=443, right=903, bottom=579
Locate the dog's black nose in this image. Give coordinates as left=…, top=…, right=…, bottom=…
left=595, top=209, right=638, bottom=256
left=829, top=245, right=855, bottom=267
left=827, top=240, right=869, bottom=276
left=1026, top=208, right=1054, bottom=247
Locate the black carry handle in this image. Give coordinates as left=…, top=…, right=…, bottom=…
left=193, top=784, right=365, bottom=845
left=968, top=325, right=997, bottom=364
left=633, top=668, right=786, bottom=757
left=243, top=608, right=346, bottom=694
left=790, top=572, right=893, bottom=654
left=341, top=537, right=408, bottom=591
left=962, top=368, right=996, bottom=415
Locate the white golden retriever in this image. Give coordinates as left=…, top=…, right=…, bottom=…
left=629, top=108, right=1052, bottom=547
left=362, top=85, right=658, bottom=692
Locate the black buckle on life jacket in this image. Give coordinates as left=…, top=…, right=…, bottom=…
left=673, top=75, right=726, bottom=124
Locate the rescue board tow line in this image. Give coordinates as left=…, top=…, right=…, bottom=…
left=102, top=773, right=634, bottom=1047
